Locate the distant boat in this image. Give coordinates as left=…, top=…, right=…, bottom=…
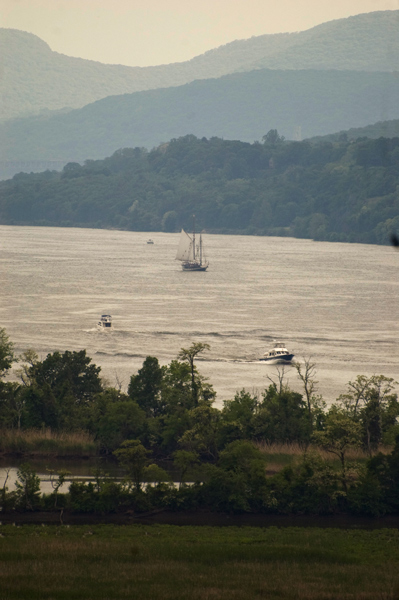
left=147, top=239, right=154, bottom=244
left=97, top=314, right=112, bottom=328
left=176, top=217, right=208, bottom=271
left=259, top=341, right=294, bottom=363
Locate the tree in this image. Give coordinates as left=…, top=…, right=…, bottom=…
left=114, top=440, right=149, bottom=491
left=219, top=390, right=259, bottom=446
left=262, top=129, right=285, bottom=146
left=27, top=350, right=103, bottom=428
left=128, top=356, right=164, bottom=417
left=173, top=450, right=200, bottom=487
left=253, top=384, right=311, bottom=445
left=0, top=328, right=16, bottom=377
left=30, top=350, right=102, bottom=405
left=14, top=463, right=41, bottom=510
left=178, top=342, right=210, bottom=406
left=91, top=389, right=145, bottom=454
left=179, top=404, right=221, bottom=460
left=47, top=469, right=70, bottom=508
left=313, top=406, right=362, bottom=493
left=294, top=358, right=325, bottom=431
left=337, top=375, right=399, bottom=454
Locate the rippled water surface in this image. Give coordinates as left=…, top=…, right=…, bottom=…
left=1, top=225, right=398, bottom=406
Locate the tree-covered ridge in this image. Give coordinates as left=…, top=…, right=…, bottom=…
left=2, top=68, right=399, bottom=173
left=310, top=119, right=399, bottom=143
left=2, top=11, right=398, bottom=123
left=1, top=134, right=398, bottom=244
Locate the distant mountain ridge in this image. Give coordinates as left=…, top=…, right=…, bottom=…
left=1, top=10, right=398, bottom=122
left=1, top=68, right=398, bottom=176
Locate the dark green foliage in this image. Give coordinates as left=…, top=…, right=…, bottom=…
left=1, top=133, right=398, bottom=244
left=14, top=463, right=41, bottom=511
left=253, top=384, right=312, bottom=444
left=349, top=435, right=399, bottom=516
left=270, top=452, right=342, bottom=514
left=128, top=356, right=164, bottom=417
left=219, top=390, right=259, bottom=446
left=90, top=389, right=145, bottom=454
left=23, top=350, right=103, bottom=429
left=0, top=328, right=16, bottom=377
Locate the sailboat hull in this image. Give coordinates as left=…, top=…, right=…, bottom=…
left=182, top=262, right=208, bottom=271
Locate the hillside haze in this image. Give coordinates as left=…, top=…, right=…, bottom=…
left=1, top=10, right=398, bottom=122
left=1, top=68, right=399, bottom=175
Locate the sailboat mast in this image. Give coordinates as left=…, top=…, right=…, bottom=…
left=192, top=214, right=196, bottom=261
left=200, top=234, right=202, bottom=265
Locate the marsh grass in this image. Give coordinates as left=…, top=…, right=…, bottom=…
left=0, top=429, right=97, bottom=457
left=256, top=442, right=393, bottom=472
left=1, top=524, right=399, bottom=599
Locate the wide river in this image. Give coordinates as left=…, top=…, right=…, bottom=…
left=1, top=225, right=398, bottom=408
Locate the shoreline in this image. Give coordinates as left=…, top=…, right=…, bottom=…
left=2, top=510, right=399, bottom=529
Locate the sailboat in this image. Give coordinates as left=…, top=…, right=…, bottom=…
left=175, top=218, right=209, bottom=271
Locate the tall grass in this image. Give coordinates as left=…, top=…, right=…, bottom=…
left=0, top=429, right=97, bottom=457
left=255, top=441, right=393, bottom=473
left=1, top=524, right=399, bottom=599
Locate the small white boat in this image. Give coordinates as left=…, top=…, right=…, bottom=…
left=97, top=314, right=112, bottom=328
left=259, top=341, right=294, bottom=363
left=147, top=239, right=154, bottom=244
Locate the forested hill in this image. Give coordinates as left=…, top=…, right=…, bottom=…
left=2, top=68, right=399, bottom=171
left=1, top=134, right=398, bottom=245
left=1, top=10, right=398, bottom=122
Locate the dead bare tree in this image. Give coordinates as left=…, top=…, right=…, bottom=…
left=267, top=365, right=289, bottom=395
left=294, top=357, right=319, bottom=428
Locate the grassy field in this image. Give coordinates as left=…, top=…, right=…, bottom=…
left=0, top=429, right=97, bottom=457
left=255, top=442, right=393, bottom=473
left=1, top=524, right=399, bottom=599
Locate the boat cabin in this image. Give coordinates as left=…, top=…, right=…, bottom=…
left=98, top=314, right=112, bottom=328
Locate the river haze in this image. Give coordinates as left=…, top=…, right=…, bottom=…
left=1, top=225, right=398, bottom=406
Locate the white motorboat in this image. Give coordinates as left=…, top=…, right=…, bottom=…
left=97, top=314, right=112, bottom=328
left=259, top=341, right=294, bottom=363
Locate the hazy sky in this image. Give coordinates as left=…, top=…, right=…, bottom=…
left=1, top=0, right=398, bottom=66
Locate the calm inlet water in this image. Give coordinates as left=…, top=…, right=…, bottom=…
left=0, top=225, right=398, bottom=408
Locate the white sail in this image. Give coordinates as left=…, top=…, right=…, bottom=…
left=175, top=229, right=193, bottom=261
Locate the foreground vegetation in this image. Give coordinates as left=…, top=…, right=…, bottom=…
left=1, top=133, right=399, bottom=244
left=1, top=524, right=399, bottom=599
left=1, top=328, right=398, bottom=516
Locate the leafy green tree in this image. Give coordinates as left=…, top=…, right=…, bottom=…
left=201, top=441, right=267, bottom=512
left=313, top=406, right=362, bottom=493
left=27, top=350, right=102, bottom=429
left=14, top=463, right=41, bottom=510
left=114, top=440, right=150, bottom=491
left=91, top=389, right=145, bottom=453
left=143, top=464, right=171, bottom=485
left=0, top=328, right=16, bottom=377
left=179, top=404, right=221, bottom=460
left=337, top=375, right=399, bottom=454
left=253, top=384, right=311, bottom=444
left=219, top=390, right=259, bottom=446
left=270, top=451, right=341, bottom=514
left=173, top=450, right=200, bottom=487
left=128, top=356, right=164, bottom=417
